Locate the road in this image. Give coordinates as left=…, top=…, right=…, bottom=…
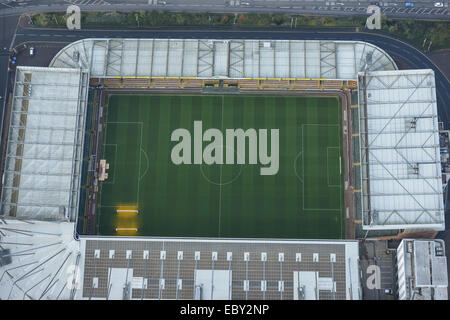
left=1, top=0, right=450, bottom=20
left=0, top=14, right=18, bottom=152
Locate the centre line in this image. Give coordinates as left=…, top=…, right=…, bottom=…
left=218, top=95, right=224, bottom=237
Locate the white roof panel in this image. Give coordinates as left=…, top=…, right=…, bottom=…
left=50, top=39, right=397, bottom=79
left=359, top=70, right=445, bottom=230
left=0, top=67, right=89, bottom=220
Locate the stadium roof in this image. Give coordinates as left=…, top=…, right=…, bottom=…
left=0, top=223, right=361, bottom=300
left=358, top=69, right=445, bottom=231
left=49, top=39, right=397, bottom=80
left=0, top=220, right=79, bottom=300
left=0, top=66, right=89, bottom=221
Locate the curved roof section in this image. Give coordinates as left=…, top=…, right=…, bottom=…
left=49, top=38, right=397, bottom=80
left=0, top=220, right=80, bottom=300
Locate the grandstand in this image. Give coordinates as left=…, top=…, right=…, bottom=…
left=49, top=39, right=396, bottom=79
left=0, top=67, right=89, bottom=221
left=0, top=38, right=445, bottom=300
left=358, top=69, right=445, bottom=231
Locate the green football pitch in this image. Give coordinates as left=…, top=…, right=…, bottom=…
left=97, top=94, right=344, bottom=239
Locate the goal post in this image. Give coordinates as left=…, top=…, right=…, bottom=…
left=116, top=209, right=139, bottom=214
left=115, top=228, right=138, bottom=232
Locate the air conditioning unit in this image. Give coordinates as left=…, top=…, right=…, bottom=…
left=408, top=163, right=419, bottom=175
left=434, top=241, right=444, bottom=256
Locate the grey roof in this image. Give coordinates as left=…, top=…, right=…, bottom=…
left=414, top=241, right=448, bottom=287
left=76, top=238, right=361, bottom=300
left=414, top=241, right=432, bottom=286
left=397, top=239, right=448, bottom=300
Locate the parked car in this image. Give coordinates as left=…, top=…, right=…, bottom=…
left=405, top=2, right=415, bottom=7
left=29, top=46, right=34, bottom=56
left=434, top=2, right=444, bottom=7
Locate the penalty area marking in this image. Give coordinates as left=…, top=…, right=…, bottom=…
left=301, top=124, right=342, bottom=212
left=104, top=121, right=144, bottom=205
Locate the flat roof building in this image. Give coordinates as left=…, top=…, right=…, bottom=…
left=396, top=239, right=448, bottom=300
left=0, top=218, right=362, bottom=300
left=75, top=238, right=361, bottom=300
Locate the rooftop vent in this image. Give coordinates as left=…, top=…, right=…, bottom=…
left=194, top=284, right=203, bottom=300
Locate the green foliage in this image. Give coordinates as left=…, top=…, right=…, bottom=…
left=381, top=17, right=450, bottom=50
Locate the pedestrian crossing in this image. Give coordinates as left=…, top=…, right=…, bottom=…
left=321, top=3, right=450, bottom=16
left=64, top=0, right=111, bottom=6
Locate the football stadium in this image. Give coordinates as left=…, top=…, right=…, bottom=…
left=0, top=38, right=445, bottom=300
